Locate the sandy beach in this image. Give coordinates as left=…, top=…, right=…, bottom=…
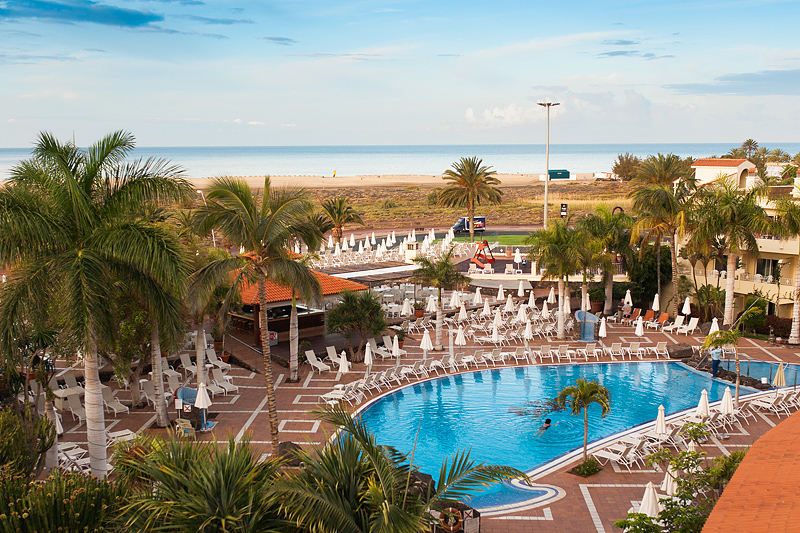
left=192, top=172, right=599, bottom=190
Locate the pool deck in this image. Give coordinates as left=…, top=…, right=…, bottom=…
left=53, top=318, right=800, bottom=532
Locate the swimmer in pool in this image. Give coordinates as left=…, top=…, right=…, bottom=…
left=536, top=418, right=554, bottom=438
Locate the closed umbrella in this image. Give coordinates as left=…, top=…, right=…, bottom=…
left=196, top=382, right=213, bottom=430
left=491, top=324, right=500, bottom=343
left=294, top=242, right=300, bottom=254
left=652, top=293, right=660, bottom=312
left=358, top=241, right=364, bottom=253
left=449, top=290, right=461, bottom=309
left=541, top=301, right=550, bottom=319
left=563, top=298, right=571, bottom=318
left=339, top=351, right=350, bottom=374
left=455, top=325, right=467, bottom=346
left=327, top=234, right=334, bottom=248
left=524, top=320, right=533, bottom=340
left=516, top=304, right=527, bottom=323
left=687, top=440, right=698, bottom=452
left=371, top=232, right=376, bottom=245
left=528, top=290, right=536, bottom=308
left=350, top=233, right=355, bottom=247
left=682, top=296, right=692, bottom=315
left=364, top=343, right=373, bottom=367
left=599, top=317, right=607, bottom=339
left=448, top=329, right=455, bottom=357
left=661, top=464, right=678, bottom=497
left=473, top=288, right=483, bottom=306
left=426, top=294, right=437, bottom=313
left=420, top=329, right=433, bottom=359
left=411, top=229, right=416, bottom=240
left=624, top=289, right=633, bottom=306
left=774, top=362, right=786, bottom=388
left=709, top=317, right=719, bottom=335
left=401, top=298, right=413, bottom=317
left=655, top=404, right=666, bottom=435
left=514, top=248, right=523, bottom=264
left=547, top=287, right=556, bottom=304
left=639, top=482, right=661, bottom=518
left=392, top=335, right=401, bottom=358
left=635, top=316, right=644, bottom=337
left=720, top=387, right=734, bottom=416
left=481, top=299, right=491, bottom=317
left=695, top=389, right=710, bottom=419
left=342, top=240, right=349, bottom=253
left=582, top=291, right=590, bottom=311
left=334, top=242, right=341, bottom=255
left=518, top=280, right=525, bottom=297
left=391, top=230, right=396, bottom=243
left=504, top=294, right=515, bottom=313
left=375, top=246, right=384, bottom=259
left=458, top=303, right=468, bottom=322
left=497, top=285, right=505, bottom=301
left=493, top=308, right=503, bottom=328
left=364, top=238, right=371, bottom=250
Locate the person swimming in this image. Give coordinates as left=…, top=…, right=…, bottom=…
left=536, top=418, right=553, bottom=437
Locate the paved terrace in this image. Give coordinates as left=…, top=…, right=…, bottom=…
left=53, top=308, right=800, bottom=533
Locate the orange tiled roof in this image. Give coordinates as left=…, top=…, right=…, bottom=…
left=704, top=409, right=800, bottom=532
left=238, top=271, right=367, bottom=305
left=692, top=158, right=756, bottom=169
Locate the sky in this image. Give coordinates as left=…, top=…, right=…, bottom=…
left=1, top=0, right=800, bottom=147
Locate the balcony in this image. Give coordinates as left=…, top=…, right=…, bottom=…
left=755, top=235, right=799, bottom=255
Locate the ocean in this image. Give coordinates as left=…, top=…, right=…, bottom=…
left=1, top=143, right=798, bottom=180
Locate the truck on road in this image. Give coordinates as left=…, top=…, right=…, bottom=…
left=451, top=216, right=486, bottom=235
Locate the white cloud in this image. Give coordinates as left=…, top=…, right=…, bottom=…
left=233, top=118, right=242, bottom=124
left=7, top=118, right=16, bottom=123
left=464, top=108, right=475, bottom=123
left=247, top=120, right=265, bottom=125
left=474, top=31, right=632, bottom=59
left=280, top=123, right=296, bottom=127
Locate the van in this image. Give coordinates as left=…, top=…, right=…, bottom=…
left=452, top=216, right=486, bottom=235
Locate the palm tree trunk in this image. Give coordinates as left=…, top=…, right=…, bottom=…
left=333, top=226, right=342, bottom=244
left=289, top=295, right=299, bottom=381
left=724, top=253, right=737, bottom=325
left=468, top=200, right=475, bottom=243
left=557, top=277, right=566, bottom=340
left=671, top=235, right=679, bottom=317
left=581, top=275, right=588, bottom=312
left=734, top=347, right=740, bottom=406
left=790, top=260, right=800, bottom=344
left=196, top=322, right=206, bottom=386
left=258, top=278, right=281, bottom=454
left=44, top=396, right=58, bottom=472
left=150, top=318, right=170, bottom=428
left=435, top=288, right=443, bottom=351
left=84, top=332, right=108, bottom=477
left=130, top=363, right=144, bottom=407
left=604, top=269, right=614, bottom=315
left=583, top=407, right=589, bottom=463
left=656, top=240, right=662, bottom=294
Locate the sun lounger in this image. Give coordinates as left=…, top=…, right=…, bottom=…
left=107, top=429, right=137, bottom=444
left=179, top=351, right=198, bottom=378
left=648, top=342, right=669, bottom=359
left=102, top=387, right=129, bottom=416
left=212, top=368, right=239, bottom=394
left=66, top=394, right=86, bottom=425
left=676, top=317, right=699, bottom=335
left=661, top=315, right=684, bottom=333
left=305, top=350, right=331, bottom=373
left=206, top=348, right=231, bottom=372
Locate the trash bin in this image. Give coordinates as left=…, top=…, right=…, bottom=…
left=575, top=310, right=600, bottom=342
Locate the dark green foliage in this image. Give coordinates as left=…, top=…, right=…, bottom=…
left=741, top=296, right=767, bottom=331
left=0, top=406, right=55, bottom=478
left=326, top=290, right=387, bottom=361
left=695, top=284, right=725, bottom=322
left=0, top=468, right=124, bottom=532
left=756, top=315, right=792, bottom=338
left=588, top=286, right=606, bottom=302
left=426, top=189, right=441, bottom=206
left=623, top=245, right=672, bottom=307
left=573, top=458, right=601, bottom=476
left=612, top=152, right=641, bottom=181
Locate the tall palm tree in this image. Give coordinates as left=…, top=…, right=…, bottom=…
left=578, top=206, right=633, bottom=314
left=693, top=179, right=773, bottom=325
left=193, top=177, right=320, bottom=453
left=410, top=247, right=470, bottom=351
left=0, top=131, right=189, bottom=477
left=320, top=196, right=363, bottom=244
left=278, top=404, right=526, bottom=532
left=438, top=157, right=503, bottom=242
left=774, top=197, right=800, bottom=344
left=634, top=153, right=687, bottom=187
left=526, top=219, right=579, bottom=339
left=556, top=378, right=611, bottom=463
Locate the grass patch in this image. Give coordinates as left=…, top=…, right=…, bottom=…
left=451, top=234, right=531, bottom=246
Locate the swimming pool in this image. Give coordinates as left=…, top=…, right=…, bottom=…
left=358, top=361, right=752, bottom=510
left=720, top=358, right=800, bottom=387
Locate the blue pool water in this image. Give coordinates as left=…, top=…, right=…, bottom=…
left=358, top=362, right=752, bottom=509
left=721, top=359, right=800, bottom=387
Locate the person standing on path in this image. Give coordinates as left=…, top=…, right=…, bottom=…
left=710, top=346, right=723, bottom=378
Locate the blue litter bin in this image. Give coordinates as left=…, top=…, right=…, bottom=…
left=575, top=310, right=600, bottom=341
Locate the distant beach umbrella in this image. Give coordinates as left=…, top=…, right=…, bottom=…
left=493, top=308, right=503, bottom=328
left=455, top=325, right=467, bottom=345
left=541, top=301, right=550, bottom=319
left=350, top=233, right=355, bottom=247
left=392, top=336, right=401, bottom=358
left=482, top=299, right=491, bottom=317
left=358, top=241, right=364, bottom=253
left=774, top=362, right=786, bottom=388
left=547, top=287, right=556, bottom=304
left=327, top=234, right=334, bottom=248
left=514, top=248, right=522, bottom=265
left=420, top=329, right=433, bottom=359
left=371, top=232, right=376, bottom=245
left=449, top=290, right=460, bottom=309
left=652, top=293, right=660, bottom=312
left=624, top=289, right=633, bottom=306
left=448, top=228, right=455, bottom=240
left=639, top=482, right=661, bottom=518
left=709, top=317, right=719, bottom=335
left=516, top=304, right=527, bottom=323
left=294, top=242, right=300, bottom=254
left=239, top=245, right=245, bottom=255
left=411, top=229, right=416, bottom=240
left=364, top=238, right=371, bottom=250
left=458, top=304, right=468, bottom=322
left=375, top=246, right=384, bottom=259
left=497, top=284, right=505, bottom=301
left=720, top=387, right=734, bottom=416
left=528, top=290, right=536, bottom=308
left=364, top=343, right=373, bottom=367
left=426, top=294, right=437, bottom=313
left=391, top=230, right=396, bottom=243
left=504, top=294, right=515, bottom=313
left=491, top=324, right=500, bottom=343
left=523, top=320, right=533, bottom=340
left=661, top=464, right=678, bottom=497
left=563, top=298, right=571, bottom=317
left=635, top=316, right=644, bottom=337
left=195, top=382, right=212, bottom=410
left=582, top=292, right=590, bottom=311
left=342, top=240, right=349, bottom=253
left=682, top=297, right=692, bottom=315
left=598, top=317, right=607, bottom=338
left=339, top=351, right=350, bottom=374
left=695, top=389, right=710, bottom=419
left=518, top=280, right=525, bottom=297
left=687, top=440, right=698, bottom=452
left=334, top=243, right=341, bottom=256
left=401, top=298, right=413, bottom=317
left=655, top=404, right=666, bottom=435
left=473, top=287, right=482, bottom=306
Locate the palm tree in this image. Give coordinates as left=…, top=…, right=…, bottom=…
left=278, top=403, right=526, bottom=532
left=702, top=329, right=744, bottom=405
left=193, top=177, right=321, bottom=453
left=556, top=378, right=611, bottom=463
left=326, top=289, right=387, bottom=362
left=320, top=196, right=363, bottom=244
left=578, top=206, right=633, bottom=314
left=774, top=197, right=800, bottom=344
left=0, top=131, right=189, bottom=477
left=743, top=139, right=759, bottom=160
left=410, top=246, right=470, bottom=351
left=438, top=157, right=503, bottom=242
left=693, top=178, right=773, bottom=325
left=275, top=257, right=322, bottom=382
left=526, top=219, right=579, bottom=339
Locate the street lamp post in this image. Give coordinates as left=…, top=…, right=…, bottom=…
left=196, top=189, right=217, bottom=248
left=537, top=101, right=560, bottom=229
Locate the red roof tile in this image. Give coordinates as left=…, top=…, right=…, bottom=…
left=692, top=158, right=756, bottom=169
left=704, top=409, right=800, bottom=532
left=238, top=271, right=367, bottom=306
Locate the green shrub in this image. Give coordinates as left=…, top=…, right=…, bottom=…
left=588, top=287, right=606, bottom=302
left=0, top=406, right=55, bottom=478
left=426, top=189, right=440, bottom=206
left=574, top=458, right=601, bottom=476
left=381, top=199, right=397, bottom=209
left=741, top=296, right=767, bottom=331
